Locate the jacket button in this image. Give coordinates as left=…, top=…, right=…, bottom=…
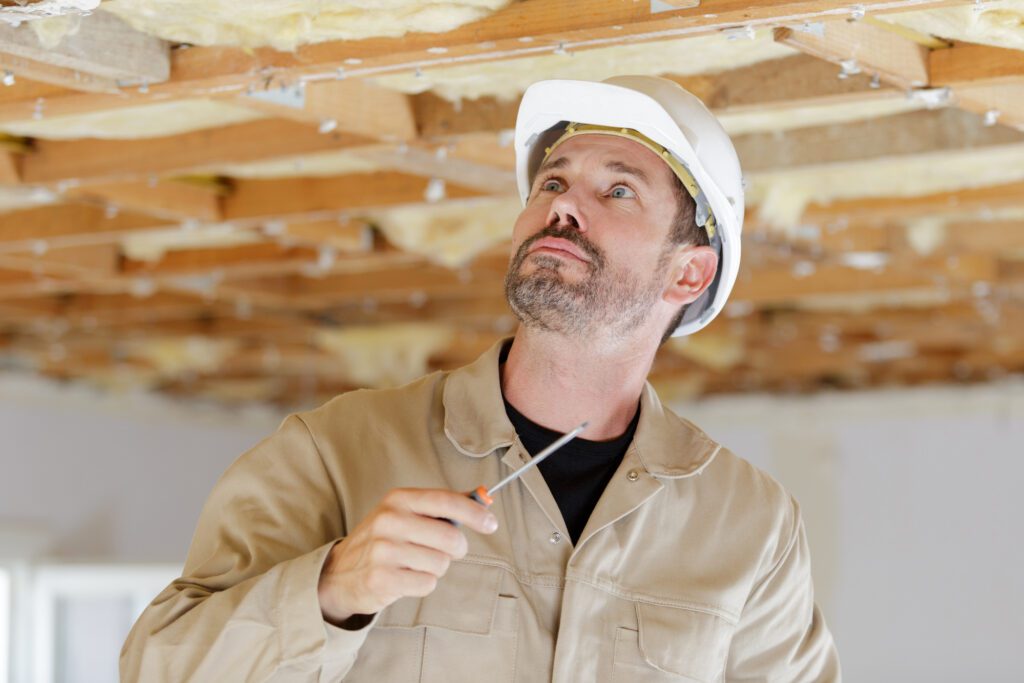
left=549, top=531, right=562, bottom=544
left=627, top=469, right=640, bottom=481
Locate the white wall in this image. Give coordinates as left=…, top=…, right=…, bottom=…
left=2, top=373, right=1023, bottom=682
left=675, top=381, right=1024, bottom=683
left=0, top=376, right=277, bottom=563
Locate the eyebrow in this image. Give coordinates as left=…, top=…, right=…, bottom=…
left=536, top=156, right=651, bottom=187
left=605, top=161, right=650, bottom=185
left=535, top=155, right=570, bottom=178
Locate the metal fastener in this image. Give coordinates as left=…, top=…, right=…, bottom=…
left=549, top=531, right=562, bottom=544
left=627, top=469, right=640, bottom=482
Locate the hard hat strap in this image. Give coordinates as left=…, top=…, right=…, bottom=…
left=541, top=122, right=717, bottom=240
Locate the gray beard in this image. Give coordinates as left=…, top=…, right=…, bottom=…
left=504, top=230, right=667, bottom=338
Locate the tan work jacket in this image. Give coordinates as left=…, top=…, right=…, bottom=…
left=122, top=340, right=840, bottom=682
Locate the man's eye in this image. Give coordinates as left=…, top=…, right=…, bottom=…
left=541, top=179, right=562, bottom=192
left=610, top=185, right=636, bottom=199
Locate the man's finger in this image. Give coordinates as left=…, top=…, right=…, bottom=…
left=373, top=513, right=469, bottom=558
left=395, top=542, right=452, bottom=577
left=393, top=488, right=499, bottom=534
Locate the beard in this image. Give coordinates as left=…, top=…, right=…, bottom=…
left=504, top=225, right=669, bottom=338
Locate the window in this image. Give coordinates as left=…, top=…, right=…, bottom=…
left=0, top=566, right=9, bottom=683
left=29, top=564, right=178, bottom=683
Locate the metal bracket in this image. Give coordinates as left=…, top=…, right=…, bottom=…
left=651, top=0, right=701, bottom=14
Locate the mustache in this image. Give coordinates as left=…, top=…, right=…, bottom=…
left=514, top=224, right=605, bottom=268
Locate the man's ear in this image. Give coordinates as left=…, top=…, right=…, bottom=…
left=663, top=246, right=719, bottom=306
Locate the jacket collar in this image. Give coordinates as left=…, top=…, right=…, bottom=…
left=442, top=338, right=721, bottom=477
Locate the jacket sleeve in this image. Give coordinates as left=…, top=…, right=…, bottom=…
left=725, top=497, right=841, bottom=682
left=120, top=414, right=373, bottom=681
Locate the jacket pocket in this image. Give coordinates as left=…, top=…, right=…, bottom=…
left=611, top=601, right=734, bottom=683
left=346, top=561, right=518, bottom=683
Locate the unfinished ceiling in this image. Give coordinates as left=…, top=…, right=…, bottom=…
left=0, top=0, right=1022, bottom=407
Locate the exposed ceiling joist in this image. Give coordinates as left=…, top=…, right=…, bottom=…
left=62, top=179, right=224, bottom=222
left=799, top=181, right=1024, bottom=225
left=234, top=78, right=418, bottom=142
left=931, top=41, right=1024, bottom=89
left=19, top=119, right=374, bottom=185
left=0, top=9, right=169, bottom=93
left=774, top=18, right=930, bottom=90
left=0, top=1, right=972, bottom=122
left=0, top=202, right=174, bottom=251
left=221, top=172, right=484, bottom=221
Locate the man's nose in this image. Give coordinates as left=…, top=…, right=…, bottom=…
left=545, top=188, right=588, bottom=232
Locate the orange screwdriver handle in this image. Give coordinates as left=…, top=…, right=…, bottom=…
left=467, top=485, right=493, bottom=507
left=444, top=486, right=493, bottom=528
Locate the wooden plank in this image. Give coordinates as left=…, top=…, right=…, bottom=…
left=222, top=172, right=484, bottom=220
left=414, top=54, right=902, bottom=140
left=931, top=41, right=1024, bottom=88
left=281, top=218, right=374, bottom=252
left=0, top=1, right=970, bottom=124
left=0, top=243, right=120, bottom=279
left=122, top=241, right=321, bottom=280
left=349, top=143, right=517, bottom=194
left=236, top=79, right=417, bottom=142
left=63, top=179, right=224, bottom=222
left=731, top=254, right=998, bottom=306
left=0, top=202, right=174, bottom=251
left=19, top=119, right=373, bottom=185
left=775, top=20, right=930, bottom=90
left=951, top=83, right=1024, bottom=131
left=943, top=220, right=1024, bottom=253
left=800, top=181, right=1024, bottom=225
left=0, top=10, right=169, bottom=93
left=736, top=107, right=1024, bottom=172
left=0, top=148, right=19, bottom=182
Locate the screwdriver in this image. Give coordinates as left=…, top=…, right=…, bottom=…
left=451, top=420, right=589, bottom=525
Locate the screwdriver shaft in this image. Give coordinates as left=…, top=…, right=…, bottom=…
left=487, top=420, right=589, bottom=497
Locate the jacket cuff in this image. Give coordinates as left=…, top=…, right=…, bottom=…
left=278, top=539, right=375, bottom=666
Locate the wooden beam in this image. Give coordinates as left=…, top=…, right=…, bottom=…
left=0, top=148, right=19, bottom=182
left=349, top=143, right=517, bottom=194
left=0, top=10, right=169, bottom=93
left=280, top=218, right=374, bottom=252
left=0, top=1, right=970, bottom=124
left=0, top=291, right=227, bottom=330
left=931, top=41, right=1024, bottom=88
left=222, top=172, right=484, bottom=221
left=0, top=202, right=174, bottom=252
left=730, top=254, right=998, bottom=306
left=734, top=108, right=1024, bottom=172
left=775, top=19, right=930, bottom=90
left=799, top=181, right=1024, bottom=225
left=951, top=83, right=1024, bottom=131
left=414, top=54, right=904, bottom=140
left=122, top=241, right=321, bottom=280
left=236, top=79, right=417, bottom=142
left=62, top=178, right=224, bottom=222
left=19, top=119, right=373, bottom=185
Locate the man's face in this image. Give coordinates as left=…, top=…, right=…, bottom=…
left=505, top=134, right=682, bottom=339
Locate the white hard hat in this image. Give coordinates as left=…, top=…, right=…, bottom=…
left=513, top=76, right=744, bottom=337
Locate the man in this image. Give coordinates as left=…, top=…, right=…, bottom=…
left=122, top=76, right=840, bottom=681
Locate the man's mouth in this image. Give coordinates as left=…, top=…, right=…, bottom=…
left=527, top=236, right=591, bottom=263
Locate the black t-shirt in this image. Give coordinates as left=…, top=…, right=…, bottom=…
left=502, top=397, right=640, bottom=545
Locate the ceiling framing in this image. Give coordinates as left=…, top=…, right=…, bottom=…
left=0, top=0, right=1022, bottom=407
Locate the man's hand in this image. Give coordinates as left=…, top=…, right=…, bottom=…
left=317, top=488, right=499, bottom=625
